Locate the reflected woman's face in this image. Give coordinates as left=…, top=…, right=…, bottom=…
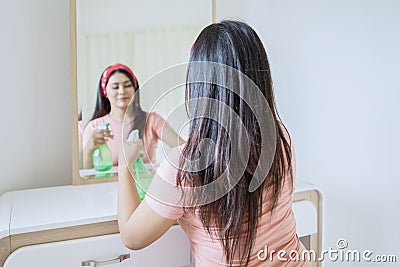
left=105, top=72, right=135, bottom=110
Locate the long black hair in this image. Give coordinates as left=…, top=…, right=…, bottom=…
left=177, top=20, right=293, bottom=266
left=89, top=66, right=147, bottom=138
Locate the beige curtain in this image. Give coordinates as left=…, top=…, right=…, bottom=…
left=77, top=31, right=135, bottom=125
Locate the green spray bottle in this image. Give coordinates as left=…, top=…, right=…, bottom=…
left=127, top=129, right=153, bottom=200
left=92, top=123, right=113, bottom=173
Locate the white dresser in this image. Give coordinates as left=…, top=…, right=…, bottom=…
left=0, top=180, right=321, bottom=267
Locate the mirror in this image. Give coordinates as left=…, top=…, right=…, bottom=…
left=70, top=0, right=215, bottom=185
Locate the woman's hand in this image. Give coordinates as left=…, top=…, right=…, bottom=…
left=118, top=139, right=142, bottom=170
left=82, top=128, right=114, bottom=169
left=93, top=128, right=114, bottom=147
left=85, top=128, right=114, bottom=152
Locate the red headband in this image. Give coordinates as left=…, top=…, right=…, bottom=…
left=100, top=63, right=138, bottom=98
left=190, top=42, right=195, bottom=54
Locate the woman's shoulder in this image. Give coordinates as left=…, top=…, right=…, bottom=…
left=155, top=144, right=186, bottom=181
left=147, top=112, right=164, bottom=121
left=147, top=112, right=169, bottom=127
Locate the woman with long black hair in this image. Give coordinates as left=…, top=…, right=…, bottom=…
left=82, top=63, right=184, bottom=169
left=118, top=21, right=309, bottom=266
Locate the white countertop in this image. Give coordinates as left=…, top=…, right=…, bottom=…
left=9, top=182, right=118, bottom=235
left=0, top=179, right=317, bottom=238
left=294, top=179, right=316, bottom=193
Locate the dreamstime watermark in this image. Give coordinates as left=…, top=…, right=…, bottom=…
left=257, top=238, right=397, bottom=263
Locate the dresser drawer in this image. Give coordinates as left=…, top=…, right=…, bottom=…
left=5, top=225, right=191, bottom=267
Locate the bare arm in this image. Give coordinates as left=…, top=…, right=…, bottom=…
left=117, top=141, right=176, bottom=250
left=161, top=128, right=186, bottom=148
left=83, top=144, right=95, bottom=169
left=82, top=128, right=114, bottom=169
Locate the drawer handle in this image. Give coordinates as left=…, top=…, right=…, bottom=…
left=81, top=254, right=130, bottom=266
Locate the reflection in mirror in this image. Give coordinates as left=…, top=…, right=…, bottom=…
left=73, top=0, right=213, bottom=183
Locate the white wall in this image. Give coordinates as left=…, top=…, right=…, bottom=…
left=216, top=0, right=400, bottom=266
left=0, top=0, right=71, bottom=195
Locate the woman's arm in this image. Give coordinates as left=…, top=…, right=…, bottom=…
left=117, top=141, right=176, bottom=250
left=82, top=127, right=113, bottom=169
left=151, top=113, right=185, bottom=148
left=160, top=128, right=186, bottom=148
left=82, top=144, right=94, bottom=169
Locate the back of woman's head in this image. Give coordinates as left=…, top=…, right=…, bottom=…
left=187, top=20, right=273, bottom=102
left=178, top=20, right=293, bottom=266
left=185, top=21, right=278, bottom=176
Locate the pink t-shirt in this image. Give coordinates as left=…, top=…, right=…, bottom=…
left=82, top=112, right=172, bottom=164
left=145, top=136, right=310, bottom=266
